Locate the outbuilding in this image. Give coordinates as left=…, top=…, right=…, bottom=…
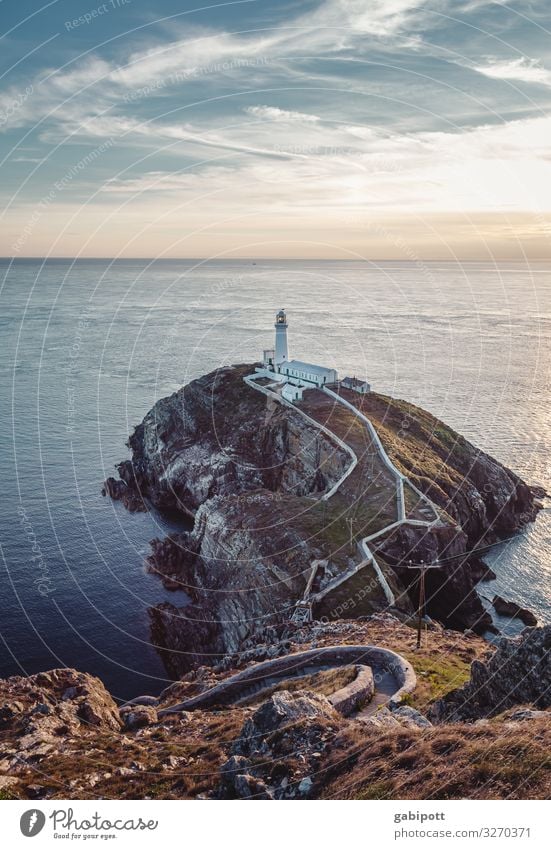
left=341, top=376, right=370, bottom=394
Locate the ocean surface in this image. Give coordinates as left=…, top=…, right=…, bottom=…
left=1, top=259, right=549, bottom=701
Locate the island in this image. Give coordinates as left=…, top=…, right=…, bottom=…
left=103, top=325, right=542, bottom=677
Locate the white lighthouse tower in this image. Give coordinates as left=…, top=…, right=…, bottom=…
left=274, top=308, right=289, bottom=367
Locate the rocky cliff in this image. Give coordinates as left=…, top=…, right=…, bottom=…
left=430, top=624, right=551, bottom=722
left=108, top=364, right=349, bottom=517
left=104, top=364, right=543, bottom=677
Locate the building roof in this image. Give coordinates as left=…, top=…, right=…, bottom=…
left=342, top=376, right=369, bottom=386
left=282, top=359, right=337, bottom=376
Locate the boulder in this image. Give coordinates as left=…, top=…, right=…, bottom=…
left=219, top=755, right=273, bottom=800
left=390, top=704, right=432, bottom=728
left=492, top=595, right=538, bottom=626
left=233, top=690, right=338, bottom=758
left=297, top=776, right=314, bottom=797
left=0, top=669, right=122, bottom=733
left=218, top=689, right=340, bottom=799
left=122, top=707, right=158, bottom=731
left=508, top=709, right=548, bottom=722
left=233, top=773, right=273, bottom=800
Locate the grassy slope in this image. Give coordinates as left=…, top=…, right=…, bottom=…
left=319, top=714, right=551, bottom=800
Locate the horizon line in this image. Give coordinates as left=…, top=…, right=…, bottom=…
left=2, top=256, right=550, bottom=263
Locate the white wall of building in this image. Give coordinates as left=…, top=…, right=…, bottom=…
left=279, top=360, right=338, bottom=387
left=282, top=382, right=304, bottom=402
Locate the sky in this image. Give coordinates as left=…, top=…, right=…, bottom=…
left=1, top=0, right=551, bottom=259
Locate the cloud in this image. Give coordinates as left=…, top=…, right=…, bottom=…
left=298, top=0, right=427, bottom=38
left=83, top=112, right=551, bottom=220
left=245, top=106, right=321, bottom=123
left=0, top=0, right=447, bottom=135
left=474, top=57, right=551, bottom=86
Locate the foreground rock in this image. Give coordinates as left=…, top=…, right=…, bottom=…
left=219, top=690, right=341, bottom=799
left=0, top=669, right=122, bottom=735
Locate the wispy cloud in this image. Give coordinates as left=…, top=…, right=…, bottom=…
left=475, top=57, right=551, bottom=86
left=0, top=0, right=446, bottom=135
left=245, top=106, right=321, bottom=123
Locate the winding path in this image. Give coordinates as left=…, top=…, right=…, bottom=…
left=243, top=373, right=359, bottom=499
left=243, top=373, right=443, bottom=609
left=154, top=644, right=416, bottom=717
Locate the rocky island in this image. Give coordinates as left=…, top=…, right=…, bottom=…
left=103, top=362, right=543, bottom=677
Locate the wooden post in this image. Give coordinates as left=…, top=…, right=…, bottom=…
left=346, top=517, right=354, bottom=552
left=416, top=561, right=426, bottom=649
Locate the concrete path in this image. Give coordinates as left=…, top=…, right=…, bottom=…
left=157, top=644, right=416, bottom=716
left=243, top=373, right=358, bottom=499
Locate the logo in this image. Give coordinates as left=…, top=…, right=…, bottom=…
left=20, top=810, right=46, bottom=837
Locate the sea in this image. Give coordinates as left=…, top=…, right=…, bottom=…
left=1, top=258, right=549, bottom=701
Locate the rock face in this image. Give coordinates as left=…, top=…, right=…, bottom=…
left=0, top=668, right=122, bottom=735
left=430, top=625, right=551, bottom=722
left=358, top=393, right=542, bottom=635
left=148, top=491, right=316, bottom=674
left=101, top=476, right=147, bottom=512
left=359, top=392, right=541, bottom=541
left=378, top=523, right=498, bottom=633
left=0, top=668, right=123, bottom=798
left=234, top=690, right=339, bottom=756
left=105, top=364, right=543, bottom=676
left=118, top=364, right=349, bottom=516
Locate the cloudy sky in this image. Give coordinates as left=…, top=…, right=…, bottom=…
left=1, top=0, right=551, bottom=258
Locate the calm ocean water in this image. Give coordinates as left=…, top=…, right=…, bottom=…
left=1, top=259, right=549, bottom=700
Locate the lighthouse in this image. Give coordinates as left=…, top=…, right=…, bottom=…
left=274, top=308, right=288, bottom=366
left=251, top=309, right=341, bottom=403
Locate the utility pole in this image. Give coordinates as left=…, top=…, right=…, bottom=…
left=416, top=560, right=426, bottom=650
left=346, top=517, right=355, bottom=552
